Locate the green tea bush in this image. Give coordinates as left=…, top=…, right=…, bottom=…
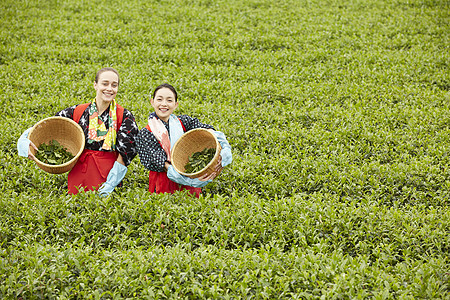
left=1, top=0, right=448, bottom=298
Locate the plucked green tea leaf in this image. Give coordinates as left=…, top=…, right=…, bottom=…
left=184, top=148, right=216, bottom=173
left=35, top=140, right=74, bottom=165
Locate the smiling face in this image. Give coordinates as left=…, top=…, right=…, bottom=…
left=93, top=70, right=119, bottom=105
left=151, top=87, right=179, bottom=122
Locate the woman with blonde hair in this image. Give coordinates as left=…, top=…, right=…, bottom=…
left=18, top=67, right=139, bottom=196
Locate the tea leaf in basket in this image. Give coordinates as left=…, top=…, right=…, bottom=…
left=184, top=148, right=216, bottom=174
left=35, top=140, right=75, bottom=165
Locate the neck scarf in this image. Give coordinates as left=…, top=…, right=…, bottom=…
left=88, top=98, right=117, bottom=151
left=148, top=113, right=183, bottom=162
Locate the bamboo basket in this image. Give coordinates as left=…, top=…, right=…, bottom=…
left=28, top=116, right=85, bottom=174
left=171, top=128, right=222, bottom=179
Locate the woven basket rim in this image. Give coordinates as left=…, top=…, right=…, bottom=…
left=29, top=116, right=85, bottom=169
left=172, top=128, right=221, bottom=177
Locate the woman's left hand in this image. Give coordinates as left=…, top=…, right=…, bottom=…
left=198, top=156, right=223, bottom=181
left=215, top=155, right=224, bottom=173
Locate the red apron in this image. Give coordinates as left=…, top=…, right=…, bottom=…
left=67, top=103, right=124, bottom=195
left=148, top=170, right=201, bottom=198
left=145, top=121, right=202, bottom=198
left=67, top=149, right=117, bottom=195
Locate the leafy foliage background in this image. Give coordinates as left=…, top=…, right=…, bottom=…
left=0, top=0, right=448, bottom=298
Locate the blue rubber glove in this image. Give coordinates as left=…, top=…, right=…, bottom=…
left=17, top=128, right=32, bottom=157
left=214, top=131, right=232, bottom=167
left=167, top=165, right=211, bottom=188
left=98, top=161, right=128, bottom=197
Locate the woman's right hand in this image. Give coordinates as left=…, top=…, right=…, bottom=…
left=28, top=142, right=38, bottom=160
left=17, top=127, right=37, bottom=160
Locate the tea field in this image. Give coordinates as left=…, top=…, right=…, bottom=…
left=0, top=0, right=449, bottom=298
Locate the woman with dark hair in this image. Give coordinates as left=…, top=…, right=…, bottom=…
left=136, top=83, right=232, bottom=197
left=17, top=67, right=139, bottom=196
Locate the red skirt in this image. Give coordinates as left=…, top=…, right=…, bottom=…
left=68, top=149, right=117, bottom=195
left=148, top=170, right=201, bottom=198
